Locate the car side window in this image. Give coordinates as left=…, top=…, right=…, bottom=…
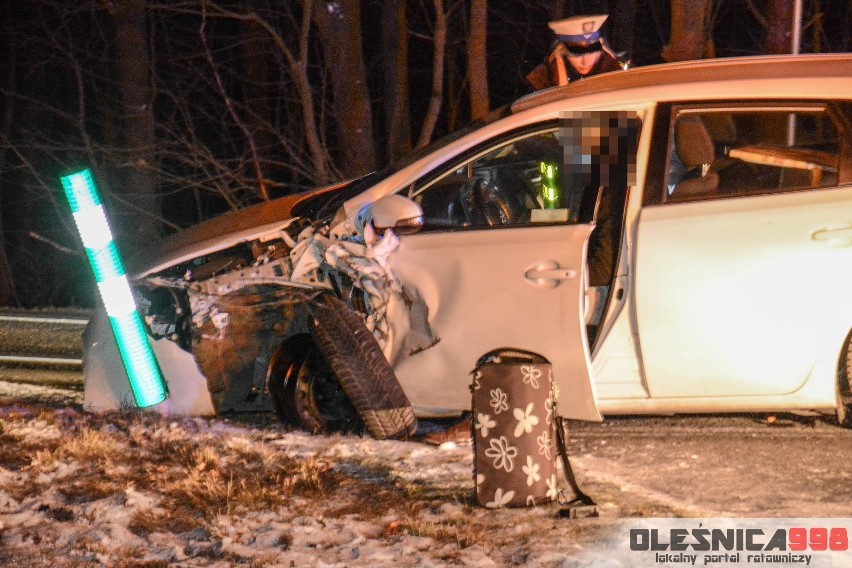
left=666, top=105, right=842, bottom=203
left=409, top=129, right=570, bottom=230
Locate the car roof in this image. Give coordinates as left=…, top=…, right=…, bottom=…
left=511, top=54, right=852, bottom=113
left=137, top=55, right=851, bottom=279
left=340, top=54, right=852, bottom=224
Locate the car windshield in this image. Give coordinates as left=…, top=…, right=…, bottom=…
left=291, top=105, right=513, bottom=222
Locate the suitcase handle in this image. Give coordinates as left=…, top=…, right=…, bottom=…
left=474, top=347, right=549, bottom=370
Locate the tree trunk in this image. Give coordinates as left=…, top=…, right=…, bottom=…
left=661, top=0, right=715, bottom=62
left=467, top=0, right=489, bottom=120
left=382, top=0, right=411, bottom=164
left=764, top=0, right=796, bottom=54
left=238, top=2, right=279, bottom=194
left=0, top=11, right=18, bottom=306
left=110, top=0, right=162, bottom=249
left=416, top=0, right=447, bottom=149
left=445, top=25, right=462, bottom=133
left=608, top=0, right=637, bottom=62
left=312, top=0, right=376, bottom=177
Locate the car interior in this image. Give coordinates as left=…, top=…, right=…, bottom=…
left=408, top=118, right=639, bottom=349
left=667, top=106, right=842, bottom=203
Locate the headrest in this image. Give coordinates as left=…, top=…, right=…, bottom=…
left=675, top=116, right=715, bottom=168
left=701, top=113, right=737, bottom=145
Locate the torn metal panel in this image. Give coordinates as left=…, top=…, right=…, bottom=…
left=287, top=223, right=439, bottom=365
left=187, top=285, right=314, bottom=413
left=135, top=216, right=437, bottom=418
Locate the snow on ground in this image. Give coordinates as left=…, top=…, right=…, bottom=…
left=1, top=380, right=850, bottom=567
left=0, top=394, right=618, bottom=567
left=0, top=378, right=83, bottom=407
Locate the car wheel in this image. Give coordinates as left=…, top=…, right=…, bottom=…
left=308, top=293, right=418, bottom=440
left=837, top=330, right=852, bottom=428
left=267, top=334, right=364, bottom=434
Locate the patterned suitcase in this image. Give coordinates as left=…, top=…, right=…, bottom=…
left=471, top=349, right=558, bottom=508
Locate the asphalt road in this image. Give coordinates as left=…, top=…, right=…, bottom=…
left=567, top=414, right=852, bottom=518
left=0, top=309, right=849, bottom=518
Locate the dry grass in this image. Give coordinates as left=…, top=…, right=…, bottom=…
left=384, top=517, right=489, bottom=549
left=0, top=431, right=54, bottom=471
left=61, top=427, right=121, bottom=462
left=111, top=559, right=170, bottom=568
left=323, top=458, right=471, bottom=522
left=57, top=477, right=122, bottom=504
left=0, top=547, right=99, bottom=568
left=128, top=507, right=206, bottom=537
left=28, top=447, right=59, bottom=471
left=0, top=403, right=490, bottom=565
left=4, top=407, right=345, bottom=524
left=151, top=440, right=341, bottom=519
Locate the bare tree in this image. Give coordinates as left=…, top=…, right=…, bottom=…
left=763, top=0, right=797, bottom=54
left=109, top=0, right=163, bottom=246
left=661, top=0, right=715, bottom=62
left=155, top=0, right=336, bottom=200
left=609, top=0, right=637, bottom=62
left=416, top=0, right=447, bottom=148
left=0, top=8, right=18, bottom=305
left=200, top=4, right=270, bottom=201
left=0, top=1, right=645, bottom=306
left=311, top=0, right=376, bottom=176
left=467, top=0, right=489, bottom=120
left=236, top=0, right=280, bottom=186
left=382, top=0, right=412, bottom=163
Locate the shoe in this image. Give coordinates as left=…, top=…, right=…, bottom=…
left=420, top=418, right=472, bottom=446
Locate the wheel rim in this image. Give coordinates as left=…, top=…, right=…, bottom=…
left=267, top=334, right=362, bottom=434
left=296, top=348, right=363, bottom=434
left=266, top=334, right=312, bottom=427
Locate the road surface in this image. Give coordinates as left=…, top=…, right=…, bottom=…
left=0, top=309, right=849, bottom=518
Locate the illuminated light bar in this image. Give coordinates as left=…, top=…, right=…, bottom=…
left=540, top=161, right=560, bottom=209
left=60, top=168, right=168, bottom=408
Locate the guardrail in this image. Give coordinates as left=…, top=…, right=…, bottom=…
left=0, top=312, right=89, bottom=368
left=0, top=314, right=89, bottom=326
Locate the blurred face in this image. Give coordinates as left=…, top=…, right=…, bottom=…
left=568, top=50, right=602, bottom=76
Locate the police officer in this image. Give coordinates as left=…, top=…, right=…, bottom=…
left=527, top=14, right=628, bottom=90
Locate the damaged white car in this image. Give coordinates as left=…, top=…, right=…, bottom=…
left=83, top=54, right=852, bottom=436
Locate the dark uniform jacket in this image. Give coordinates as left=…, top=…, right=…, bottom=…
left=526, top=43, right=625, bottom=91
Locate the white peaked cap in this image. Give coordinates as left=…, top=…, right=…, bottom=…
left=548, top=14, right=608, bottom=45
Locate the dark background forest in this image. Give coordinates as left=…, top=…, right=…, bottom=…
left=0, top=0, right=849, bottom=308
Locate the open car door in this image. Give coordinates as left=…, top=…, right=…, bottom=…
left=380, top=114, right=638, bottom=420
left=390, top=223, right=600, bottom=420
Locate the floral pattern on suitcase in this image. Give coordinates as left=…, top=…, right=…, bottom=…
left=472, top=359, right=557, bottom=508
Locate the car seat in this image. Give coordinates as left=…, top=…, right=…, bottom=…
left=670, top=115, right=719, bottom=200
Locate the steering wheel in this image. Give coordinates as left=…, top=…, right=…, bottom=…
left=472, top=178, right=515, bottom=226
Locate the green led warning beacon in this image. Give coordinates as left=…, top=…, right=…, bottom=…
left=61, top=168, right=168, bottom=408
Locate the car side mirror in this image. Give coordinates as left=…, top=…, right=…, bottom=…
left=369, top=194, right=424, bottom=235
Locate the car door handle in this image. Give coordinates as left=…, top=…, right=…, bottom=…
left=811, top=226, right=852, bottom=247
left=524, top=261, right=577, bottom=288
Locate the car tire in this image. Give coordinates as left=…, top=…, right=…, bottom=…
left=837, top=330, right=852, bottom=428
left=267, top=333, right=364, bottom=434
left=308, top=293, right=418, bottom=440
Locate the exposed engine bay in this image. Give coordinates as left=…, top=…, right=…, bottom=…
left=131, top=216, right=437, bottom=439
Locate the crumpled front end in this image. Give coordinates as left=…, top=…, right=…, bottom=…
left=85, top=213, right=436, bottom=438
